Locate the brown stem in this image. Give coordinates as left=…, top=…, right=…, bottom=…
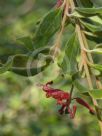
left=81, top=32, right=102, bottom=88
left=52, top=0, right=70, bottom=58
left=67, top=84, right=74, bottom=105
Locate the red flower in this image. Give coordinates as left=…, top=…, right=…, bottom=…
left=56, top=0, right=63, bottom=8
left=75, top=98, right=95, bottom=115
left=58, top=104, right=66, bottom=115
left=42, top=81, right=95, bottom=119
left=42, top=81, right=70, bottom=102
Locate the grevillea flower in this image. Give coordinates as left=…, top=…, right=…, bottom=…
left=42, top=81, right=70, bottom=104
left=75, top=98, right=95, bottom=115
left=42, top=81, right=95, bottom=119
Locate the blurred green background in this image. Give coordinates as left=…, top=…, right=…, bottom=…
left=0, top=0, right=100, bottom=136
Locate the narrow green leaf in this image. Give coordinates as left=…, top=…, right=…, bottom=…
left=74, top=79, right=102, bottom=99
left=91, top=68, right=101, bottom=76
left=89, top=63, right=102, bottom=72
left=61, top=33, right=80, bottom=75
left=80, top=20, right=102, bottom=33
left=75, top=7, right=102, bottom=15
left=89, top=16, right=102, bottom=25
left=17, top=36, right=34, bottom=51
left=90, top=0, right=102, bottom=7
left=74, top=80, right=89, bottom=94
left=89, top=89, right=102, bottom=99
left=34, top=8, right=62, bottom=49
left=76, top=0, right=93, bottom=8
left=71, top=11, right=84, bottom=18
left=83, top=47, right=102, bottom=54
left=74, top=82, right=102, bottom=99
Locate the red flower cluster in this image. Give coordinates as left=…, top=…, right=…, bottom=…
left=42, top=81, right=95, bottom=119
left=56, top=0, right=63, bottom=8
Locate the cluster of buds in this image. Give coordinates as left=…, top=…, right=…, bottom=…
left=42, top=81, right=95, bottom=119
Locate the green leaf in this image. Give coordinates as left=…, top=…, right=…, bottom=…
left=76, top=0, right=93, bottom=8
left=61, top=33, right=80, bottom=75
left=17, top=36, right=34, bottom=51
left=90, top=0, right=102, bottom=7
left=89, top=89, right=102, bottom=99
left=91, top=68, right=101, bottom=76
left=34, top=8, right=62, bottom=49
left=83, top=47, right=102, bottom=54
left=89, top=16, right=102, bottom=25
left=74, top=80, right=89, bottom=94
left=80, top=19, right=102, bottom=33
left=10, top=55, right=53, bottom=76
left=75, top=7, right=102, bottom=15
left=74, top=81, right=102, bottom=99
left=71, top=11, right=84, bottom=18
left=0, top=51, right=53, bottom=76
left=85, top=32, right=102, bottom=43
left=89, top=63, right=102, bottom=72
left=0, top=57, right=13, bottom=74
